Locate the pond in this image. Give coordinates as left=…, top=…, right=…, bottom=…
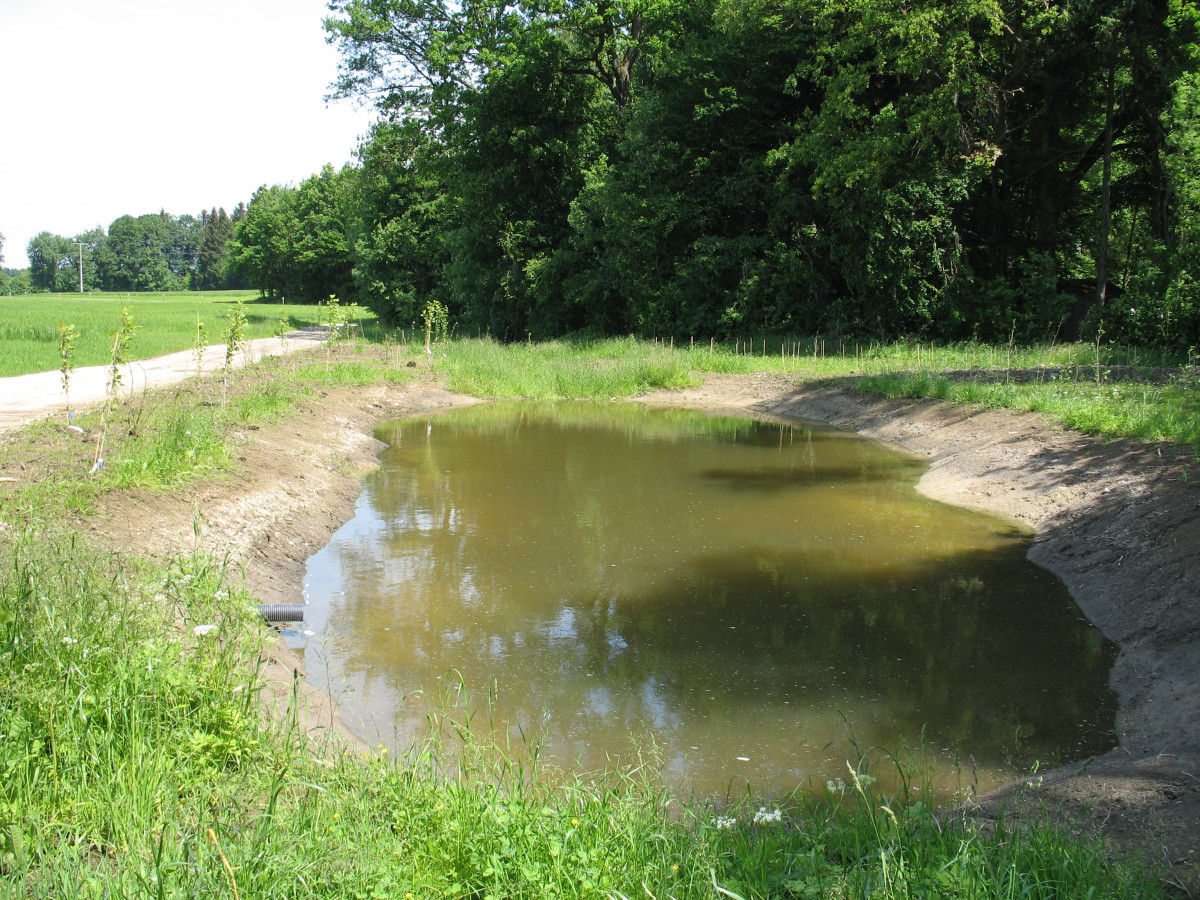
left=299, top=401, right=1116, bottom=799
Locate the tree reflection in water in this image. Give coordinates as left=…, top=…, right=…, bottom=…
left=301, top=402, right=1116, bottom=799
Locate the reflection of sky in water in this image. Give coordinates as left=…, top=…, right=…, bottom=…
left=301, top=402, right=1117, bottom=800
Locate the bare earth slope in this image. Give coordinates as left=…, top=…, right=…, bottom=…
left=3, top=365, right=1196, bottom=889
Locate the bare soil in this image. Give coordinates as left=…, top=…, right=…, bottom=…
left=4, top=364, right=1197, bottom=890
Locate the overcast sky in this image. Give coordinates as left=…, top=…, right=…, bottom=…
left=0, top=0, right=377, bottom=268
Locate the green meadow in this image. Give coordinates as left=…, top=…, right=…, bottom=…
left=0, top=291, right=377, bottom=378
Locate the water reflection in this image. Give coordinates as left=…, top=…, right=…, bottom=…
left=302, top=402, right=1116, bottom=797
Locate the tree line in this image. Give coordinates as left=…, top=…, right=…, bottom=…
left=2, top=207, right=249, bottom=296
left=10, top=1, right=1199, bottom=352
left=227, top=0, right=1200, bottom=350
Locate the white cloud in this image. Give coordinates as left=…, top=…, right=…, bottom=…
left=0, top=0, right=376, bottom=268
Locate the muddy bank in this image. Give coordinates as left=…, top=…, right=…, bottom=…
left=639, top=375, right=1200, bottom=891
left=90, top=376, right=483, bottom=749
left=90, top=371, right=1198, bottom=889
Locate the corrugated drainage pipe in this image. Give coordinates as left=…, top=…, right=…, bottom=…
left=257, top=604, right=305, bottom=622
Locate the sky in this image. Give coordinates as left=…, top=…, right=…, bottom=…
left=0, top=0, right=378, bottom=269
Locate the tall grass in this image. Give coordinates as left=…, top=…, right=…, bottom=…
left=3, top=356, right=342, bottom=519
left=430, top=335, right=1199, bottom=450
left=0, top=524, right=1161, bottom=898
left=858, top=369, right=1200, bottom=447
left=441, top=336, right=700, bottom=398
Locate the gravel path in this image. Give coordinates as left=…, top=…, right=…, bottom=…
left=0, top=327, right=327, bottom=432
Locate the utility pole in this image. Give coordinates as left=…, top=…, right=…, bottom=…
left=74, top=241, right=85, bottom=293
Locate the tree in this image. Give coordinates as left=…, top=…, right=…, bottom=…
left=948, top=0, right=1191, bottom=339
left=0, top=268, right=32, bottom=295
left=562, top=2, right=808, bottom=336
left=95, top=213, right=194, bottom=291
left=195, top=207, right=236, bottom=290
left=27, top=232, right=76, bottom=292
left=325, top=0, right=683, bottom=119
left=227, top=185, right=301, bottom=300
left=168, top=214, right=203, bottom=285
left=292, top=165, right=357, bottom=302
left=351, top=121, right=450, bottom=325
left=228, top=170, right=357, bottom=302
left=438, top=28, right=616, bottom=337
left=320, top=0, right=1199, bottom=345
left=73, top=226, right=105, bottom=291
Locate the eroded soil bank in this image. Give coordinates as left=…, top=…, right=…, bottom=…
left=88, top=371, right=1200, bottom=891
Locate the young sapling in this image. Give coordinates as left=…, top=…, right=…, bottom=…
left=93, top=308, right=138, bottom=474
left=57, top=321, right=79, bottom=423
left=222, top=301, right=247, bottom=406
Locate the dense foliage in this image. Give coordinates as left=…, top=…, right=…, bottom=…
left=285, top=0, right=1200, bottom=348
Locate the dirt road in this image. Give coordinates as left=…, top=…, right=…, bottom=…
left=0, top=327, right=327, bottom=432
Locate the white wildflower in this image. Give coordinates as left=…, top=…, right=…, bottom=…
left=60, top=636, right=78, bottom=645
left=715, top=815, right=738, bottom=830
left=193, top=624, right=218, bottom=637
left=753, top=808, right=782, bottom=825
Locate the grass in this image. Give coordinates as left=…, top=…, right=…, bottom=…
left=4, top=296, right=1193, bottom=450
left=0, top=527, right=1161, bottom=899
left=434, top=335, right=1200, bottom=451
left=1, top=351, right=360, bottom=522
left=857, top=368, right=1200, bottom=447
left=0, top=291, right=377, bottom=378
left=0, top=333, right=1172, bottom=897
left=440, top=335, right=702, bottom=398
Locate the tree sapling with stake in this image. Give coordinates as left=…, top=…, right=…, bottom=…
left=421, top=298, right=449, bottom=357
left=321, top=294, right=349, bottom=370
left=222, top=301, right=247, bottom=406
left=57, top=321, right=79, bottom=424
left=93, top=308, right=138, bottom=474
left=193, top=313, right=208, bottom=384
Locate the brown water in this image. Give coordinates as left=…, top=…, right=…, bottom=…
left=300, top=402, right=1116, bottom=798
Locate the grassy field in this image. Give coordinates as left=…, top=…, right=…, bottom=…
left=0, top=291, right=377, bottom=378
left=1, top=293, right=1196, bottom=450
left=0, top=338, right=1168, bottom=898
